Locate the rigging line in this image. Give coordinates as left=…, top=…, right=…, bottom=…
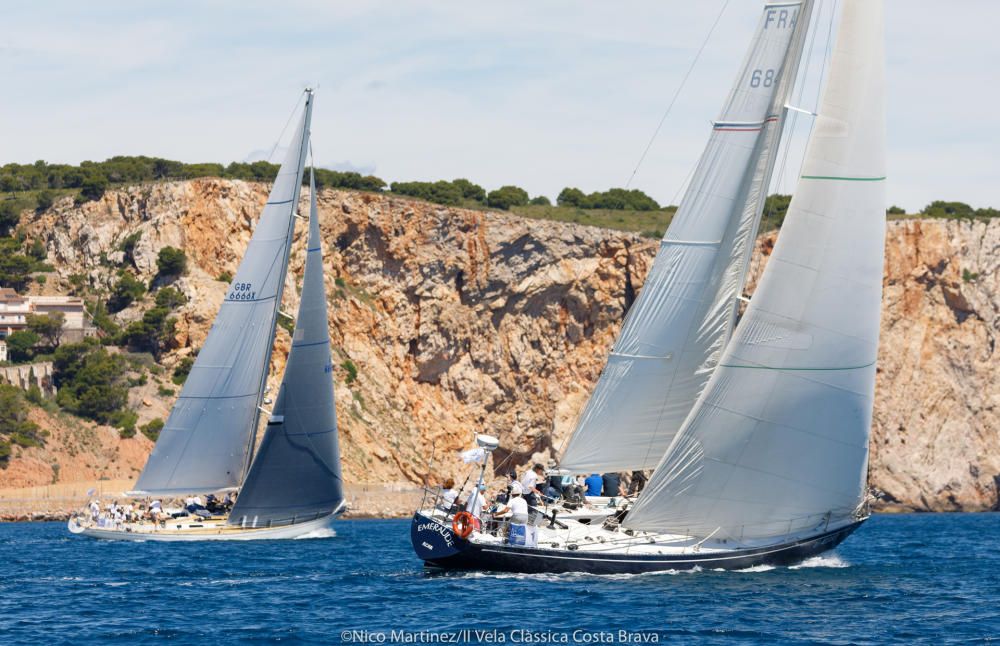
left=266, top=91, right=308, bottom=166
left=623, top=0, right=732, bottom=189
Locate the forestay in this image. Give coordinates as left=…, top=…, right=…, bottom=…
left=231, top=168, right=345, bottom=526
left=135, top=94, right=313, bottom=495
left=626, top=0, right=886, bottom=540
left=560, top=1, right=812, bottom=472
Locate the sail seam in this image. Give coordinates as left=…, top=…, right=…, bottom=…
left=290, top=340, right=328, bottom=348
left=800, top=175, right=886, bottom=181
left=718, top=360, right=875, bottom=371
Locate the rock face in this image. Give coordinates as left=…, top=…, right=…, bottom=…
left=10, top=180, right=1000, bottom=512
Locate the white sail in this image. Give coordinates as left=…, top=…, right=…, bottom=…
left=136, top=93, right=314, bottom=495
left=561, top=1, right=813, bottom=472
left=625, top=0, right=886, bottom=539
left=230, top=167, right=344, bottom=526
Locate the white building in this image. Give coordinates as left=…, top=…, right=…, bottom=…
left=0, top=288, right=96, bottom=344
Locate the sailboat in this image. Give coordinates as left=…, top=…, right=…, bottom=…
left=69, top=90, right=347, bottom=540
left=411, top=0, right=886, bottom=572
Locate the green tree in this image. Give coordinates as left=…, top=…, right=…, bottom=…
left=78, top=171, right=108, bottom=202
left=123, top=306, right=176, bottom=358
left=140, top=418, right=164, bottom=441
left=922, top=201, right=973, bottom=219
left=26, top=312, right=65, bottom=348
left=486, top=185, right=530, bottom=210
left=762, top=194, right=793, bottom=228
left=452, top=178, right=487, bottom=203
left=557, top=187, right=586, bottom=207
left=0, top=201, right=20, bottom=236
left=35, top=190, right=55, bottom=212
left=529, top=196, right=552, bottom=206
left=5, top=330, right=39, bottom=362
left=156, top=246, right=187, bottom=279
left=53, top=343, right=129, bottom=424
left=887, top=205, right=905, bottom=215
left=154, top=286, right=186, bottom=309
left=108, top=271, right=146, bottom=312
left=0, top=240, right=35, bottom=290
left=172, top=356, right=194, bottom=385
left=0, top=384, right=43, bottom=466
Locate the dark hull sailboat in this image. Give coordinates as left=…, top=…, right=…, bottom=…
left=411, top=512, right=862, bottom=575
left=410, top=0, right=887, bottom=574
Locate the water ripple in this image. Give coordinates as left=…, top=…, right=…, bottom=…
left=0, top=515, right=997, bottom=644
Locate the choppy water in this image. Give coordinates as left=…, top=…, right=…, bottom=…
left=1, top=514, right=997, bottom=644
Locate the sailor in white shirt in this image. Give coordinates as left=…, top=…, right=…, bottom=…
left=502, top=482, right=528, bottom=524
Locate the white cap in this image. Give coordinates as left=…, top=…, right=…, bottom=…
left=510, top=482, right=523, bottom=495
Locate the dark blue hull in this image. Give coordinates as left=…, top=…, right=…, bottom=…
left=410, top=512, right=863, bottom=575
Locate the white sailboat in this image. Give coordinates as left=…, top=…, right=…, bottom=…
left=69, top=90, right=347, bottom=540
left=411, top=0, right=886, bottom=572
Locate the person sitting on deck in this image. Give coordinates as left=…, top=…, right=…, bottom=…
left=438, top=478, right=459, bottom=513
left=584, top=473, right=603, bottom=497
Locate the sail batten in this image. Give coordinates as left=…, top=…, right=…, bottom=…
left=625, top=0, right=886, bottom=539
left=135, top=94, right=314, bottom=495
left=559, top=1, right=813, bottom=473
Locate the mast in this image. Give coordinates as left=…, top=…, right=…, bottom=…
left=240, top=89, right=315, bottom=483
left=559, top=1, right=813, bottom=473
left=625, top=0, right=886, bottom=539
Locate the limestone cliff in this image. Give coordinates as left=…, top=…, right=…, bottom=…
left=8, top=180, right=999, bottom=512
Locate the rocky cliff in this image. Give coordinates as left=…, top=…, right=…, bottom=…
left=7, top=179, right=999, bottom=512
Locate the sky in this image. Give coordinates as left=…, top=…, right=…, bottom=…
left=0, top=0, right=996, bottom=212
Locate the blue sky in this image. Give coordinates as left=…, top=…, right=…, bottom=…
left=1, top=1, right=995, bottom=211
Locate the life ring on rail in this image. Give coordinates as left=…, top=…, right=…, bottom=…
left=452, top=511, right=475, bottom=539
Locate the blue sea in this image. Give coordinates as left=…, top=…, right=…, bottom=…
left=1, top=514, right=997, bottom=645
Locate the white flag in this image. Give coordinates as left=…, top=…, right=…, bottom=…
left=460, top=447, right=486, bottom=464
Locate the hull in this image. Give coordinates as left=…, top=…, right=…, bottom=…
left=68, top=511, right=339, bottom=542
left=411, top=512, right=862, bottom=574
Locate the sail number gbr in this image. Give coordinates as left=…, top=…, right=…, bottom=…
left=750, top=69, right=776, bottom=88
left=228, top=282, right=257, bottom=301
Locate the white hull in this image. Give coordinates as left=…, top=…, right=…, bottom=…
left=68, top=512, right=339, bottom=542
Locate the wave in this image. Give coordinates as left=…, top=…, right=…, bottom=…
left=294, top=527, right=337, bottom=540
left=789, top=554, right=850, bottom=569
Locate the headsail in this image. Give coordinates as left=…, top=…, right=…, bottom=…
left=560, top=1, right=813, bottom=472
left=625, top=0, right=886, bottom=539
left=230, top=167, right=344, bottom=526
left=135, top=92, right=314, bottom=495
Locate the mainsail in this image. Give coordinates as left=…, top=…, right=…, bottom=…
left=136, top=92, right=314, bottom=494
left=230, top=168, right=345, bottom=526
left=560, top=1, right=813, bottom=472
left=625, top=0, right=886, bottom=539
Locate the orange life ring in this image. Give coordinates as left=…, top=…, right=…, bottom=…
left=452, top=511, right=474, bottom=539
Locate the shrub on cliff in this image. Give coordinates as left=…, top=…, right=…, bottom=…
left=123, top=306, right=177, bottom=358
left=156, top=246, right=187, bottom=280
left=390, top=180, right=464, bottom=206
left=4, top=330, right=39, bottom=363
left=52, top=342, right=130, bottom=425
left=108, top=271, right=145, bottom=313
left=0, top=384, right=45, bottom=467
left=487, top=185, right=530, bottom=210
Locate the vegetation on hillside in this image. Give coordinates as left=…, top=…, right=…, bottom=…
left=0, top=384, right=46, bottom=467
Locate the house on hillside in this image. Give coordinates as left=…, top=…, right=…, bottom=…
left=0, top=288, right=96, bottom=344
